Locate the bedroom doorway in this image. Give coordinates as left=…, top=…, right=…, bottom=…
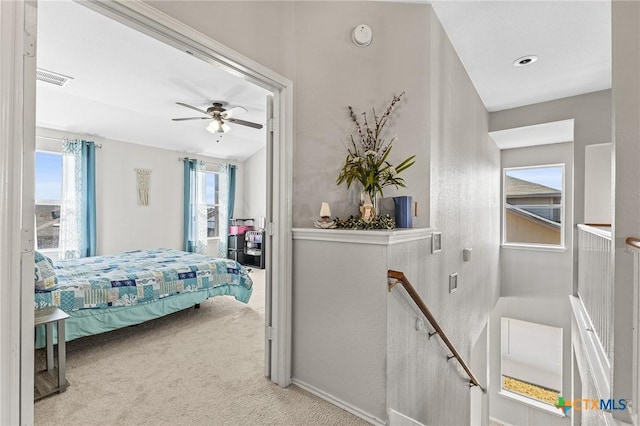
left=3, top=1, right=293, bottom=423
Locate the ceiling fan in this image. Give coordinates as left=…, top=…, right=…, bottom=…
left=172, top=101, right=263, bottom=133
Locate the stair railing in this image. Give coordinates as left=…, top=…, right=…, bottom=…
left=388, top=270, right=485, bottom=392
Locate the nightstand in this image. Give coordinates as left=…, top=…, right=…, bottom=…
left=34, top=307, right=70, bottom=400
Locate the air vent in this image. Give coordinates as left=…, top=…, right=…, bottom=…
left=36, top=68, right=74, bottom=87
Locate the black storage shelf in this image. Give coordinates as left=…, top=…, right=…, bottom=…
left=227, top=229, right=265, bottom=269
left=243, top=230, right=265, bottom=269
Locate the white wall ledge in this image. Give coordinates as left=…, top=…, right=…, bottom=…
left=292, top=227, right=434, bottom=245
left=498, top=390, right=566, bottom=418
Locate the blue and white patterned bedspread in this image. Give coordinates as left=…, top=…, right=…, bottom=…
left=34, top=248, right=253, bottom=312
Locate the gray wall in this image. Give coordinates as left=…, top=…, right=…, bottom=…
left=292, top=237, right=389, bottom=422
left=291, top=2, right=430, bottom=226
left=35, top=127, right=244, bottom=257
left=149, top=1, right=431, bottom=228
left=584, top=143, right=612, bottom=224
left=148, top=3, right=501, bottom=424
left=490, top=90, right=611, bottom=230
left=612, top=1, right=640, bottom=422
left=489, top=91, right=611, bottom=424
left=388, top=9, right=501, bottom=426
left=242, top=147, right=266, bottom=223
left=492, top=143, right=573, bottom=426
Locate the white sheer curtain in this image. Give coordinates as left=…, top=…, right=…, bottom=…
left=59, top=141, right=82, bottom=259
left=193, top=161, right=208, bottom=255
left=183, top=158, right=208, bottom=255
left=218, top=165, right=230, bottom=258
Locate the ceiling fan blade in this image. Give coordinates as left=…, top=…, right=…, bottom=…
left=176, top=102, right=209, bottom=115
left=172, top=117, right=213, bottom=121
left=222, top=106, right=248, bottom=118
left=225, top=117, right=264, bottom=129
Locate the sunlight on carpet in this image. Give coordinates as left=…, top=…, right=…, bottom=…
left=502, top=375, right=559, bottom=405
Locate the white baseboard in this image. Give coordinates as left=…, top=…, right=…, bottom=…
left=490, top=416, right=514, bottom=426
left=291, top=378, right=386, bottom=426
left=388, top=408, right=426, bottom=426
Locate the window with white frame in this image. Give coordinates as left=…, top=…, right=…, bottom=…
left=35, top=151, right=63, bottom=251
left=501, top=317, right=563, bottom=407
left=205, top=171, right=220, bottom=238
left=503, top=164, right=564, bottom=247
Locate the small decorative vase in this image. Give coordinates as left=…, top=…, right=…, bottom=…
left=359, top=189, right=379, bottom=222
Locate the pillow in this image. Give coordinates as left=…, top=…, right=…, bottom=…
left=34, top=251, right=58, bottom=291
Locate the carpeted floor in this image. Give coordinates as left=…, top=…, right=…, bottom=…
left=35, top=269, right=367, bottom=426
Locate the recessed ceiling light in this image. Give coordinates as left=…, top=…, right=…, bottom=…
left=513, top=55, right=538, bottom=67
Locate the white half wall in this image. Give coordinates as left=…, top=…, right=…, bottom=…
left=36, top=127, right=244, bottom=256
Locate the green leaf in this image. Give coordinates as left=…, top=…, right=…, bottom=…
left=395, top=155, right=416, bottom=173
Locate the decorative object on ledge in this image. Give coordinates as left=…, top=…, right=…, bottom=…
left=393, top=195, right=413, bottom=228
left=135, top=169, right=151, bottom=206
left=359, top=192, right=375, bottom=223
left=335, top=214, right=395, bottom=230
left=336, top=91, right=416, bottom=221
left=313, top=201, right=337, bottom=229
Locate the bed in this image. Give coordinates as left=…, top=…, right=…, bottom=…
left=34, top=248, right=253, bottom=347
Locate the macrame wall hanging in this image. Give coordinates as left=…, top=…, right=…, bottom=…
left=135, top=169, right=151, bottom=206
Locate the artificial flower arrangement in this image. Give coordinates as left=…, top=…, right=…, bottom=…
left=335, top=91, right=415, bottom=226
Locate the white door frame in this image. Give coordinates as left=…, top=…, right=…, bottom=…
left=1, top=0, right=37, bottom=424
left=2, top=1, right=293, bottom=423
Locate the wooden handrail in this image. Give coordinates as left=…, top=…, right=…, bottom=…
left=626, top=237, right=640, bottom=250
left=388, top=270, right=484, bottom=392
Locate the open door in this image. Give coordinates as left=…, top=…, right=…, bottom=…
left=264, top=94, right=274, bottom=378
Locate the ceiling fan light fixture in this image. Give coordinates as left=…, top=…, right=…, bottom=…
left=513, top=55, right=538, bottom=67
left=207, top=120, right=231, bottom=134
left=176, top=101, right=261, bottom=132
left=207, top=121, right=221, bottom=133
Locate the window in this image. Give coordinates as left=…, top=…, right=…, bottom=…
left=501, top=318, right=563, bottom=407
left=35, top=151, right=63, bottom=251
left=503, top=165, right=564, bottom=247
left=205, top=172, right=220, bottom=238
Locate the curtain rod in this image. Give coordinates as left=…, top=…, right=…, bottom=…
left=178, top=157, right=233, bottom=168
left=37, top=135, right=103, bottom=148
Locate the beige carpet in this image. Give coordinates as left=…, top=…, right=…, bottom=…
left=35, top=269, right=367, bottom=426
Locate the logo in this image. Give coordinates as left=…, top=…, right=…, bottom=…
left=555, top=396, right=627, bottom=414
left=555, top=396, right=571, bottom=414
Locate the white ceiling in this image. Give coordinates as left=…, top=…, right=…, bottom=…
left=36, top=0, right=270, bottom=162
left=431, top=0, right=611, bottom=112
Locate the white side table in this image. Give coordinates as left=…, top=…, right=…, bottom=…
left=34, top=307, right=70, bottom=400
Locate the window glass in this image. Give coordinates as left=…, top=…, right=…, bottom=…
left=501, top=317, right=563, bottom=406
left=504, top=165, right=564, bottom=246
left=205, top=172, right=220, bottom=238
left=35, top=152, right=63, bottom=250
